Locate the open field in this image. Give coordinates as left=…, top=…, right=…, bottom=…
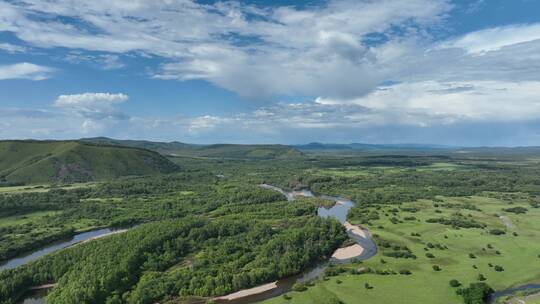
left=265, top=186, right=540, bottom=303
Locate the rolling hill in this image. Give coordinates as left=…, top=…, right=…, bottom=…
left=0, top=140, right=179, bottom=184
left=81, top=137, right=304, bottom=159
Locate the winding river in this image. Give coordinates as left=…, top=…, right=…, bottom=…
left=213, top=184, right=378, bottom=303
left=0, top=228, right=126, bottom=272
left=0, top=228, right=128, bottom=304
left=8, top=184, right=535, bottom=304
left=10, top=185, right=376, bottom=304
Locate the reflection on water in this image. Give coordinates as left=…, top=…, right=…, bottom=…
left=318, top=196, right=353, bottom=224
left=19, top=289, right=48, bottom=304
left=489, top=284, right=540, bottom=304
left=0, top=228, right=119, bottom=271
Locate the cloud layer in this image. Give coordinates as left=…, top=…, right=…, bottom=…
left=1, top=1, right=540, bottom=145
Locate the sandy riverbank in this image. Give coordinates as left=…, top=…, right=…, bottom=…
left=330, top=222, right=369, bottom=260
left=332, top=244, right=364, bottom=260
left=344, top=221, right=368, bottom=238
left=214, top=281, right=278, bottom=301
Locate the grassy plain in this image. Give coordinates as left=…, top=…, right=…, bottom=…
left=265, top=166, right=540, bottom=304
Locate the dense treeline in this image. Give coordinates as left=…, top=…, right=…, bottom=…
left=0, top=172, right=285, bottom=263
left=128, top=218, right=345, bottom=303
left=0, top=217, right=345, bottom=304
left=0, top=188, right=88, bottom=217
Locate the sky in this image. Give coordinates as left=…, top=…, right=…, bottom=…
left=1, top=0, right=540, bottom=146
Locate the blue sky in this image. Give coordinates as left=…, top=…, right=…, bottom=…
left=1, top=0, right=540, bottom=145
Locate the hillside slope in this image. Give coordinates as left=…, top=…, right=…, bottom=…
left=0, top=141, right=179, bottom=184
left=80, top=137, right=197, bottom=155
left=82, top=137, right=303, bottom=159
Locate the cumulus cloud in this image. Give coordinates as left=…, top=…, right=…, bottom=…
left=0, top=62, right=54, bottom=80
left=52, top=93, right=129, bottom=133
left=54, top=92, right=128, bottom=109
left=316, top=80, right=540, bottom=124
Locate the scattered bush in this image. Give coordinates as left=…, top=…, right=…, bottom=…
left=489, top=229, right=506, bottom=235
left=399, top=270, right=412, bottom=275
left=449, top=279, right=461, bottom=288
left=292, top=283, right=307, bottom=292
left=503, top=207, right=528, bottom=214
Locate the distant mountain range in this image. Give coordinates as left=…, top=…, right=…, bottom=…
left=81, top=137, right=304, bottom=159
left=3, top=137, right=540, bottom=185
left=294, top=142, right=457, bottom=151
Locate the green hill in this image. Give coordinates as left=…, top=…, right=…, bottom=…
left=81, top=137, right=303, bottom=159
left=0, top=140, right=179, bottom=184
left=80, top=137, right=197, bottom=156
left=191, top=144, right=304, bottom=159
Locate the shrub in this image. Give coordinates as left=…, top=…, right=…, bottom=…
left=477, top=274, right=486, bottom=281
left=469, top=253, right=476, bottom=259
left=494, top=265, right=504, bottom=272
left=489, top=229, right=506, bottom=235
left=292, top=283, right=307, bottom=292
left=449, top=279, right=461, bottom=287
left=399, top=270, right=412, bottom=275
left=503, top=207, right=528, bottom=214
left=432, top=265, right=441, bottom=271
left=426, top=253, right=435, bottom=258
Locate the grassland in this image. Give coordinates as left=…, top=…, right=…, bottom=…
left=265, top=167, right=540, bottom=304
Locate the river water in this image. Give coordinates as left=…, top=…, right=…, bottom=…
left=0, top=228, right=127, bottom=304
left=0, top=228, right=123, bottom=272
left=10, top=185, right=376, bottom=304
left=489, top=284, right=540, bottom=304
left=213, top=185, right=378, bottom=303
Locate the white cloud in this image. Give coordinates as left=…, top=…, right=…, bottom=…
left=0, top=43, right=28, bottom=53
left=316, top=80, right=540, bottom=124
left=53, top=93, right=129, bottom=134
left=54, top=92, right=128, bottom=109
left=1, top=0, right=452, bottom=98
left=0, top=62, right=53, bottom=80
left=64, top=53, right=125, bottom=70
left=442, top=23, right=540, bottom=54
